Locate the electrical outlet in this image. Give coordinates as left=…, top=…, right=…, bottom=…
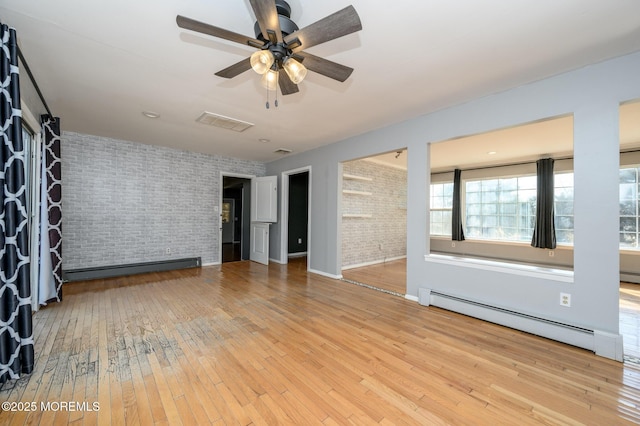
left=165, top=247, right=171, bottom=255
left=549, top=250, right=554, bottom=257
left=560, top=293, right=571, bottom=307
left=451, top=242, right=456, bottom=248
left=298, top=238, right=302, bottom=244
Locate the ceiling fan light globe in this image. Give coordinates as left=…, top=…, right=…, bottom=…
left=261, top=69, right=279, bottom=90
left=250, top=50, right=275, bottom=74
left=283, top=57, right=307, bottom=84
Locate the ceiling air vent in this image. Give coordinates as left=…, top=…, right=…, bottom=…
left=195, top=111, right=254, bottom=132
left=274, top=148, right=292, bottom=155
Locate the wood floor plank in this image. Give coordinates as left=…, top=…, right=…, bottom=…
left=2, top=259, right=640, bottom=425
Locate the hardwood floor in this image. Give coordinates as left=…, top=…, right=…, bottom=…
left=342, top=259, right=407, bottom=295
left=621, top=282, right=640, bottom=360
left=2, top=259, right=640, bottom=424
left=343, top=260, right=640, bottom=364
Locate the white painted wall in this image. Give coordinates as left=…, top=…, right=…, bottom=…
left=266, top=51, right=640, bottom=358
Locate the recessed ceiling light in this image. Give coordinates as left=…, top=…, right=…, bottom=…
left=142, top=111, right=160, bottom=119
left=487, top=151, right=497, bottom=155
left=259, top=138, right=270, bottom=143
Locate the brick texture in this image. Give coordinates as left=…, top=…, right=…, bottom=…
left=342, top=160, right=407, bottom=267
left=61, top=132, right=266, bottom=269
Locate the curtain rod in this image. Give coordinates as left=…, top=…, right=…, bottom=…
left=432, top=154, right=574, bottom=175
left=16, top=44, right=54, bottom=119
left=433, top=148, right=640, bottom=175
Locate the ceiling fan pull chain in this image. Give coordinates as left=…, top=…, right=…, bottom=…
left=266, top=85, right=270, bottom=109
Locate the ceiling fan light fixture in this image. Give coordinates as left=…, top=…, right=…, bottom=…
left=261, top=68, right=279, bottom=91
left=250, top=50, right=275, bottom=75
left=283, top=57, right=307, bottom=84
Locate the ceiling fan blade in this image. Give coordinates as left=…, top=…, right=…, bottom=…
left=215, top=57, right=252, bottom=79
left=284, top=5, right=361, bottom=52
left=249, top=0, right=283, bottom=43
left=296, top=52, right=354, bottom=82
left=177, top=15, right=264, bottom=48
left=278, top=71, right=299, bottom=95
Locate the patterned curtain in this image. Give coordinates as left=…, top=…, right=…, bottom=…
left=0, top=23, right=34, bottom=383
left=39, top=115, right=62, bottom=304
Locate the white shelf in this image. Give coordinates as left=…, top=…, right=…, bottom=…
left=342, top=213, right=373, bottom=218
left=342, top=189, right=372, bottom=196
left=343, top=173, right=373, bottom=182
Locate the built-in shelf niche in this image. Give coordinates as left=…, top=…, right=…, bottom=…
left=342, top=189, right=372, bottom=196
left=342, top=173, right=373, bottom=218
left=343, top=173, right=373, bottom=182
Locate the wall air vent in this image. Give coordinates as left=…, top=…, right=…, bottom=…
left=195, top=111, right=254, bottom=132
left=274, top=148, right=292, bottom=154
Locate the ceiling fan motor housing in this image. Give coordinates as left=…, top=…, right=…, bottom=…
left=253, top=0, right=298, bottom=40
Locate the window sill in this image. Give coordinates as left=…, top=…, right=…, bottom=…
left=424, top=253, right=574, bottom=283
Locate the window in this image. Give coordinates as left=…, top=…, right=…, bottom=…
left=429, top=182, right=453, bottom=236
left=464, top=176, right=536, bottom=241
left=620, top=166, right=640, bottom=249
left=430, top=171, right=576, bottom=245
left=554, top=172, right=574, bottom=244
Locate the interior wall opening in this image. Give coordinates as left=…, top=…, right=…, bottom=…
left=340, top=149, right=407, bottom=296
left=287, top=171, right=309, bottom=261
left=619, top=99, right=640, bottom=362
left=222, top=176, right=251, bottom=263
left=428, top=115, right=575, bottom=271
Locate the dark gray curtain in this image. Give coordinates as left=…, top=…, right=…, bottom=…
left=531, top=158, right=556, bottom=249
left=452, top=168, right=465, bottom=241
left=0, top=23, right=34, bottom=383
left=40, top=115, right=63, bottom=303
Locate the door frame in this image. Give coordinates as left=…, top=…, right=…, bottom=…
left=279, top=166, right=312, bottom=268
left=219, top=172, right=255, bottom=263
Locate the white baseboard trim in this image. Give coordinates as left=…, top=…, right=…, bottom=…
left=342, top=255, right=407, bottom=271
left=309, top=268, right=343, bottom=280
left=621, top=273, right=640, bottom=284
left=288, top=252, right=308, bottom=258
left=269, top=257, right=286, bottom=265
left=202, top=262, right=221, bottom=267
left=405, top=294, right=419, bottom=302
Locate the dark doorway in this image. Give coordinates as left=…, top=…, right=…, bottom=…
left=222, top=176, right=251, bottom=263
left=288, top=171, right=309, bottom=258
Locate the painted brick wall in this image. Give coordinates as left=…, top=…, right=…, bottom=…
left=61, top=132, right=266, bottom=269
left=341, top=160, right=407, bottom=268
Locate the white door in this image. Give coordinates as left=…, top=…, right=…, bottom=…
left=250, top=222, right=270, bottom=265
left=251, top=176, right=278, bottom=223
left=249, top=175, right=277, bottom=264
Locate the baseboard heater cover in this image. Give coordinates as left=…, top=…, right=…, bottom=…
left=418, top=288, right=596, bottom=352
left=63, top=257, right=201, bottom=282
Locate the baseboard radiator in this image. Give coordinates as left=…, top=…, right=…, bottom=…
left=63, top=257, right=201, bottom=282
left=418, top=288, right=596, bottom=352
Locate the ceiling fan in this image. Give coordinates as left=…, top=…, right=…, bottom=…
left=176, top=0, right=362, bottom=97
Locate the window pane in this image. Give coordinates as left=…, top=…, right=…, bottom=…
left=618, top=166, right=640, bottom=249
left=620, top=200, right=636, bottom=216
left=620, top=168, right=637, bottom=183
left=620, top=217, right=637, bottom=232
left=429, top=183, right=453, bottom=236
left=620, top=183, right=637, bottom=200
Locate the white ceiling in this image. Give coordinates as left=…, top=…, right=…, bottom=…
left=2, top=0, right=640, bottom=163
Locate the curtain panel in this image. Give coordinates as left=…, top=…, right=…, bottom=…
left=531, top=158, right=556, bottom=249
left=452, top=168, right=465, bottom=241
left=39, top=115, right=62, bottom=304
left=0, top=22, right=34, bottom=383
